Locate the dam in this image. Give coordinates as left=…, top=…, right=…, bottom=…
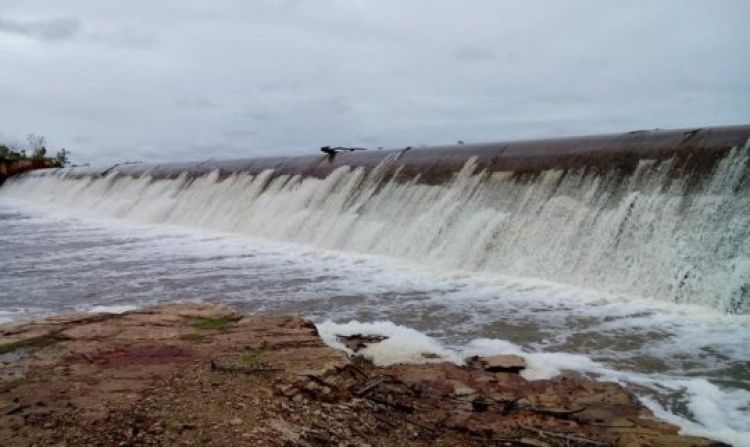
left=1, top=126, right=749, bottom=445
left=8, top=126, right=750, bottom=313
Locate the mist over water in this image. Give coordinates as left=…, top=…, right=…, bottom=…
left=1, top=144, right=749, bottom=445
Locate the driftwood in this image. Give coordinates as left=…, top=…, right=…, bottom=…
left=353, top=376, right=388, bottom=397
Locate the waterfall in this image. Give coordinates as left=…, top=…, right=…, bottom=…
left=2, top=141, right=748, bottom=313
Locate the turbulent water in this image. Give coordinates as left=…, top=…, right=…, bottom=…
left=1, top=144, right=749, bottom=445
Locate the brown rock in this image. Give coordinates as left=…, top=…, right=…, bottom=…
left=0, top=304, right=726, bottom=447
left=468, top=354, right=527, bottom=373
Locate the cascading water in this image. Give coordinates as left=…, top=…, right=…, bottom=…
left=2, top=141, right=748, bottom=313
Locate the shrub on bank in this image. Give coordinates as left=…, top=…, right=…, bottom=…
left=0, top=134, right=70, bottom=167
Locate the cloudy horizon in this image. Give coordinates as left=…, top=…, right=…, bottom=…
left=1, top=0, right=748, bottom=165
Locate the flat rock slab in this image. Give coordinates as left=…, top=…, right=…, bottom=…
left=0, top=303, right=729, bottom=446
left=481, top=354, right=527, bottom=373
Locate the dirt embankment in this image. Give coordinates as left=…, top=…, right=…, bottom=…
left=0, top=160, right=60, bottom=185
left=0, top=304, right=730, bottom=446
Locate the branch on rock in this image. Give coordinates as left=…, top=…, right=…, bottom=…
left=353, top=376, right=388, bottom=397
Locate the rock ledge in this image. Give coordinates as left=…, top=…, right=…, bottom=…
left=0, top=304, right=730, bottom=446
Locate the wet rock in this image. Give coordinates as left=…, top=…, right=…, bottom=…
left=336, top=334, right=388, bottom=352
left=466, top=354, right=527, bottom=373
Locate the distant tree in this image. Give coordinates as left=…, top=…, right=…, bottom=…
left=27, top=133, right=46, bottom=152
left=0, top=144, right=24, bottom=161
left=55, top=148, right=71, bottom=166
left=1, top=134, right=72, bottom=167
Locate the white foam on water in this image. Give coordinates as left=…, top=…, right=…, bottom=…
left=0, top=311, right=17, bottom=325
left=318, top=320, right=462, bottom=365
left=84, top=304, right=140, bottom=314
left=318, top=320, right=750, bottom=447
left=462, top=338, right=601, bottom=381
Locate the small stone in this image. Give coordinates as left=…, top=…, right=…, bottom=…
left=452, top=384, right=476, bottom=396
left=229, top=417, right=243, bottom=426
left=471, top=396, right=492, bottom=412
left=481, top=354, right=527, bottom=373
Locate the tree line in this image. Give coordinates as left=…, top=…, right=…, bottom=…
left=0, top=134, right=70, bottom=166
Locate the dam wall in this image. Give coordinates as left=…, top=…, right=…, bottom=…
left=23, top=125, right=750, bottom=184
left=4, top=125, right=750, bottom=314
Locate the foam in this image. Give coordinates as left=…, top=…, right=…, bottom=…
left=317, top=320, right=461, bottom=365
left=317, top=320, right=750, bottom=447
left=85, top=304, right=139, bottom=314
left=0, top=311, right=17, bottom=325
left=462, top=338, right=601, bottom=381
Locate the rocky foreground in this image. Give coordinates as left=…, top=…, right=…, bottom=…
left=0, top=304, right=729, bottom=446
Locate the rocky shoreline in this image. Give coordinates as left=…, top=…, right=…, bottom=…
left=0, top=304, right=730, bottom=446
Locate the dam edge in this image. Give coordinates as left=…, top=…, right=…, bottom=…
left=15, top=125, right=750, bottom=185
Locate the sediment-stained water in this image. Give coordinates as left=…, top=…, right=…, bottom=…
left=1, top=147, right=749, bottom=445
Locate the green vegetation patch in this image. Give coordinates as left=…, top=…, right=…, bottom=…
left=193, top=317, right=234, bottom=331
left=0, top=341, right=25, bottom=355
left=0, top=134, right=69, bottom=166
left=240, top=348, right=265, bottom=366
left=0, top=335, right=58, bottom=356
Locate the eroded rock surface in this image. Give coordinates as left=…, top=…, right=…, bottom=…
left=0, top=304, right=730, bottom=446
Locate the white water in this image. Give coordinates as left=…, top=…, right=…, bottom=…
left=319, top=319, right=750, bottom=447
left=3, top=144, right=749, bottom=313
left=1, top=146, right=749, bottom=445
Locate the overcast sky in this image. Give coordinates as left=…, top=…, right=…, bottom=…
left=1, top=1, right=748, bottom=165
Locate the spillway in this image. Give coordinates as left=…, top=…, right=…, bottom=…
left=3, top=126, right=750, bottom=313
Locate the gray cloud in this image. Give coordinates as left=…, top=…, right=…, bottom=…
left=453, top=45, right=496, bottom=62
left=0, top=16, right=80, bottom=41
left=87, top=28, right=159, bottom=50
left=222, top=128, right=257, bottom=138
left=174, top=98, right=217, bottom=109
left=0, top=1, right=748, bottom=166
